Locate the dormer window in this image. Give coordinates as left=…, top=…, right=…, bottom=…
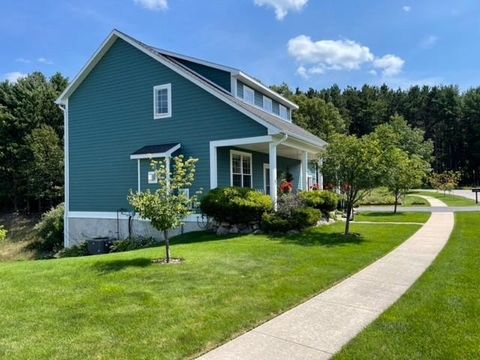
left=263, top=96, right=273, bottom=113
left=243, top=86, right=255, bottom=105
left=279, top=104, right=288, bottom=120
left=153, top=84, right=172, bottom=119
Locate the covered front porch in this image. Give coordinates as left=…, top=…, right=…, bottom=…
left=210, top=135, right=324, bottom=208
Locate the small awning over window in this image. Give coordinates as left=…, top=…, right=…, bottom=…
left=130, top=143, right=181, bottom=160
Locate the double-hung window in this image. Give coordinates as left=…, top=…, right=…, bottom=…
left=243, top=86, right=255, bottom=105
left=153, top=84, right=172, bottom=119
left=231, top=150, right=252, bottom=188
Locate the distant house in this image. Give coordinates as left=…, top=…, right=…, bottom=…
left=55, top=30, right=326, bottom=246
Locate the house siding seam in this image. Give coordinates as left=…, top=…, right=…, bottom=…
left=68, top=38, right=267, bottom=212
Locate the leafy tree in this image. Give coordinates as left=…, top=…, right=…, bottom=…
left=383, top=150, right=429, bottom=213
left=292, top=94, right=346, bottom=141
left=430, top=171, right=462, bottom=195
left=322, top=134, right=383, bottom=235
left=25, top=125, right=64, bottom=209
left=128, top=156, right=199, bottom=263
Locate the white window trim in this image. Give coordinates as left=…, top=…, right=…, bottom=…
left=263, top=163, right=270, bottom=195
left=148, top=171, right=157, bottom=184
left=243, top=85, right=255, bottom=105
left=230, top=149, right=253, bottom=188
left=153, top=83, right=172, bottom=119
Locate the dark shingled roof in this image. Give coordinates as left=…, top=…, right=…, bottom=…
left=131, top=143, right=180, bottom=156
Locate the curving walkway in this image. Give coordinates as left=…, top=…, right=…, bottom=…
left=198, top=196, right=454, bottom=360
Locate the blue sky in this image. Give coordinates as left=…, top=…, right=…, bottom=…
left=1, top=0, right=479, bottom=90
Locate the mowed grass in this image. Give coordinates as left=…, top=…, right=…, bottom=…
left=355, top=212, right=430, bottom=223
left=336, top=212, right=480, bottom=359
left=412, top=191, right=477, bottom=206
left=0, top=222, right=421, bottom=360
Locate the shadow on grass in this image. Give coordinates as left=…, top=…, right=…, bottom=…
left=170, top=231, right=237, bottom=245
left=271, top=230, right=365, bottom=247
left=92, top=258, right=153, bottom=273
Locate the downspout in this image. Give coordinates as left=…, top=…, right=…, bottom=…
left=57, top=103, right=68, bottom=248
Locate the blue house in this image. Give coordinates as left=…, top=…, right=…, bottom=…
left=56, top=30, right=326, bottom=246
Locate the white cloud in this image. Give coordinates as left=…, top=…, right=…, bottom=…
left=16, top=58, right=31, bottom=64
left=373, top=54, right=405, bottom=77
left=3, top=72, right=27, bottom=83
left=420, top=35, right=438, bottom=49
left=288, top=35, right=405, bottom=78
left=134, top=0, right=168, bottom=11
left=37, top=57, right=53, bottom=65
left=254, top=0, right=308, bottom=20
left=402, top=5, right=411, bottom=12
left=288, top=35, right=375, bottom=72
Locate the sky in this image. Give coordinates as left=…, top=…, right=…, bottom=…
left=1, top=0, right=479, bottom=91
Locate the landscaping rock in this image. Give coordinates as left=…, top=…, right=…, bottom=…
left=239, top=225, right=253, bottom=234
left=229, top=225, right=239, bottom=234
left=252, top=229, right=264, bottom=235
left=216, top=226, right=230, bottom=236
left=287, top=229, right=300, bottom=235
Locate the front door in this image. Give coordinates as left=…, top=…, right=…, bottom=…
left=263, top=164, right=270, bottom=195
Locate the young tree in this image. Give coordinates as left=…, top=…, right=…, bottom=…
left=383, top=150, right=429, bottom=213
left=128, top=155, right=199, bottom=263
left=322, top=134, right=383, bottom=235
left=430, top=171, right=462, bottom=195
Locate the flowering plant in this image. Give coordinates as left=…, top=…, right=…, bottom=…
left=279, top=180, right=294, bottom=194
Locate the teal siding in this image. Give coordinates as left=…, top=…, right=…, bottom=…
left=69, top=38, right=267, bottom=211
left=173, top=57, right=231, bottom=92
left=217, top=147, right=301, bottom=192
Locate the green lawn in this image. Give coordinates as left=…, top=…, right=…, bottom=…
left=336, top=212, right=480, bottom=359
left=355, top=212, right=430, bottom=223
left=0, top=222, right=421, bottom=360
left=403, top=195, right=429, bottom=207
left=412, top=190, right=477, bottom=206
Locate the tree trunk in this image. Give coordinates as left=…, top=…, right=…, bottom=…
left=163, top=230, right=171, bottom=263
left=394, top=192, right=399, bottom=214
left=345, top=202, right=352, bottom=235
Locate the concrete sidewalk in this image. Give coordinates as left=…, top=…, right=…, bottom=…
left=198, top=196, right=454, bottom=359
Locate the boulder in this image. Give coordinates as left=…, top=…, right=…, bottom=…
left=229, top=225, right=239, bottom=234
left=216, top=226, right=230, bottom=236
left=286, top=229, right=300, bottom=236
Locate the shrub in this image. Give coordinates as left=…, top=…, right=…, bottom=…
left=358, top=187, right=396, bottom=206
left=0, top=225, right=7, bottom=241
left=200, top=187, right=272, bottom=224
left=291, top=207, right=322, bottom=227
left=261, top=205, right=321, bottom=234
left=261, top=212, right=292, bottom=233
left=300, top=190, right=339, bottom=215
left=57, top=242, right=89, bottom=258
left=34, top=203, right=64, bottom=252
left=110, top=237, right=160, bottom=252
left=277, top=193, right=305, bottom=218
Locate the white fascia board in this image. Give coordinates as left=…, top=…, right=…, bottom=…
left=210, top=135, right=273, bottom=148
left=282, top=136, right=325, bottom=154
left=56, top=30, right=119, bottom=104
left=129, top=143, right=181, bottom=160
left=57, top=30, right=280, bottom=135
left=236, top=72, right=299, bottom=110
left=153, top=47, right=239, bottom=74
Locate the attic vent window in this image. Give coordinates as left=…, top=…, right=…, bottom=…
left=153, top=84, right=172, bottom=119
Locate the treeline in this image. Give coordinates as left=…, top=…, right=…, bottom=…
left=272, top=83, right=480, bottom=185
left=0, top=72, right=68, bottom=212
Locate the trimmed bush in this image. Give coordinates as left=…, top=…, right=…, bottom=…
left=300, top=190, right=339, bottom=215
left=34, top=203, right=64, bottom=252
left=261, top=207, right=321, bottom=233
left=200, top=187, right=273, bottom=224
left=57, top=242, right=89, bottom=258
left=110, top=237, right=160, bottom=252
left=0, top=225, right=7, bottom=242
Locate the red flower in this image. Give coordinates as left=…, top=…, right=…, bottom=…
left=279, top=180, right=294, bottom=194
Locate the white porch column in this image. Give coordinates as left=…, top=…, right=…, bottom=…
left=165, top=156, right=171, bottom=188
left=301, top=151, right=308, bottom=191
left=269, top=142, right=278, bottom=210
left=209, top=143, right=218, bottom=189
left=318, top=158, right=324, bottom=189
left=137, top=159, right=141, bottom=192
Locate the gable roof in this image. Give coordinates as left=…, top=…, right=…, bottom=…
left=56, top=30, right=325, bottom=149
